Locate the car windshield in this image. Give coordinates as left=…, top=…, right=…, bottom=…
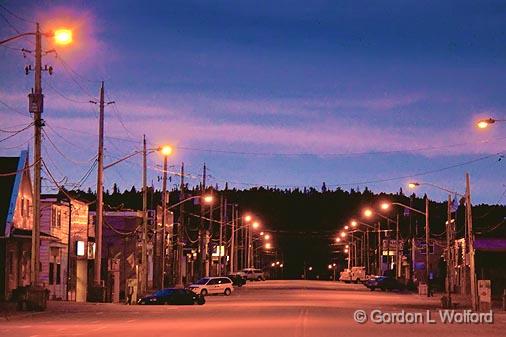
left=194, top=278, right=210, bottom=285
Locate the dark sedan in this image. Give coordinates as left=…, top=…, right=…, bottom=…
left=365, top=276, right=405, bottom=292
left=138, top=288, right=205, bottom=305
left=227, top=274, right=247, bottom=287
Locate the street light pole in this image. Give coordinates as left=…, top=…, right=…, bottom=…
left=30, top=23, right=43, bottom=286
left=161, top=153, right=168, bottom=288
left=425, top=196, right=430, bottom=297
left=466, top=173, right=478, bottom=311
left=141, top=135, right=148, bottom=294
left=93, top=82, right=105, bottom=289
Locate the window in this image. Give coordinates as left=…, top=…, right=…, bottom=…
left=221, top=278, right=231, bottom=284
left=207, top=279, right=218, bottom=285
left=21, top=198, right=25, bottom=217
left=49, top=263, right=54, bottom=285
left=8, top=252, right=14, bottom=275
left=56, top=264, right=61, bottom=285
left=56, top=210, right=62, bottom=228
left=52, top=207, right=56, bottom=227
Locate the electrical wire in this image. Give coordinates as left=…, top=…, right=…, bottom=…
left=0, top=4, right=35, bottom=24
left=0, top=99, right=30, bottom=118
left=42, top=128, right=97, bottom=165
left=0, top=158, right=39, bottom=177
left=0, top=122, right=33, bottom=143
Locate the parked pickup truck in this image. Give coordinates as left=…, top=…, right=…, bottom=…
left=339, top=266, right=368, bottom=283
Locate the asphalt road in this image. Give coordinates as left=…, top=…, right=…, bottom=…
left=1, top=280, right=505, bottom=337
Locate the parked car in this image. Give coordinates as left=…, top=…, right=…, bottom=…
left=238, top=268, right=265, bottom=281
left=339, top=266, right=367, bottom=283
left=227, top=273, right=247, bottom=287
left=365, top=275, right=405, bottom=292
left=188, top=277, right=234, bottom=296
left=138, top=288, right=205, bottom=305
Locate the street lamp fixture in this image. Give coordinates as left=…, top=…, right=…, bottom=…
left=476, top=118, right=504, bottom=129
left=344, top=249, right=349, bottom=254
left=363, top=208, right=373, bottom=218
left=252, top=221, right=260, bottom=230
left=308, top=266, right=313, bottom=271
left=408, top=182, right=420, bottom=189
left=350, top=220, right=357, bottom=227
left=244, top=214, right=252, bottom=222
left=280, top=264, right=283, bottom=268
left=271, top=262, right=275, bottom=267
left=344, top=225, right=349, bottom=230
left=335, top=237, right=341, bottom=243
left=160, top=145, right=173, bottom=156
left=328, top=264, right=332, bottom=269
left=264, top=243, right=272, bottom=249
left=340, top=231, right=346, bottom=238
left=260, top=231, right=264, bottom=236
left=203, top=194, right=214, bottom=204
left=380, top=202, right=390, bottom=210
left=264, top=234, right=271, bottom=240
left=53, top=29, right=73, bottom=45
left=276, top=261, right=280, bottom=265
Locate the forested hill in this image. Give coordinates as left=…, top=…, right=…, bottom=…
left=69, top=185, right=505, bottom=278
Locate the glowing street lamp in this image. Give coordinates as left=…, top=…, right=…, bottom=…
left=344, top=249, right=349, bottom=254
left=350, top=220, right=357, bottom=227
left=260, top=231, right=264, bottom=236
left=271, top=262, right=275, bottom=267
left=335, top=237, right=341, bottom=243
left=344, top=225, right=349, bottom=230
left=340, top=231, right=346, bottom=238
left=408, top=182, right=420, bottom=189
left=53, top=29, right=73, bottom=45
left=160, top=145, right=173, bottom=156
left=380, top=202, right=390, bottom=210
left=280, top=264, right=283, bottom=268
left=264, top=243, right=272, bottom=249
left=276, top=261, right=280, bottom=265
left=363, top=208, right=373, bottom=218
left=476, top=118, right=505, bottom=129
left=203, top=194, right=214, bottom=204
left=264, top=234, right=271, bottom=240
left=252, top=221, right=260, bottom=230
left=244, top=215, right=252, bottom=222
left=308, top=266, right=313, bottom=271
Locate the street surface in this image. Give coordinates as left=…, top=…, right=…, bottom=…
left=1, top=280, right=505, bottom=337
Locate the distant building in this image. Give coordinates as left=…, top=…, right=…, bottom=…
left=453, top=237, right=506, bottom=298
left=40, top=194, right=92, bottom=301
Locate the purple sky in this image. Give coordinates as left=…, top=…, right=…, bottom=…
left=1, top=0, right=506, bottom=204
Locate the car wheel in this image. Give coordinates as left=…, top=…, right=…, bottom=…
left=355, top=279, right=360, bottom=284
left=200, top=289, right=208, bottom=296
left=380, top=287, right=386, bottom=292
left=370, top=287, right=375, bottom=291
left=224, top=288, right=231, bottom=296
left=196, top=297, right=205, bottom=305
left=256, top=276, right=263, bottom=281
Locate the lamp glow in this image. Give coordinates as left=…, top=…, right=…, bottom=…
left=54, top=29, right=73, bottom=45
left=160, top=145, right=172, bottom=156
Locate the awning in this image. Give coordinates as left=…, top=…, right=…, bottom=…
left=9, top=228, right=61, bottom=241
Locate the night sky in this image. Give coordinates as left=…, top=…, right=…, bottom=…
left=1, top=0, right=506, bottom=203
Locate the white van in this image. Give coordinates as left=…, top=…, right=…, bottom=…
left=188, top=277, right=234, bottom=296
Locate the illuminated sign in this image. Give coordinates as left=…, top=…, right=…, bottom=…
left=76, top=241, right=85, bottom=256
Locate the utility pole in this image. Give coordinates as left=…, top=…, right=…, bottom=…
left=161, top=153, right=168, bottom=287
left=377, top=222, right=381, bottom=275
left=395, top=213, right=400, bottom=278
left=30, top=23, right=43, bottom=287
left=198, top=164, right=207, bottom=278
left=175, top=162, right=185, bottom=286
left=230, top=204, right=235, bottom=273
left=425, top=196, right=430, bottom=297
left=466, top=173, right=477, bottom=311
left=141, top=135, right=148, bottom=294
left=218, top=194, right=224, bottom=276
left=94, top=81, right=105, bottom=289
left=445, top=194, right=452, bottom=307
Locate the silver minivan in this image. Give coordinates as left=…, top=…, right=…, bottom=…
left=188, top=277, right=234, bottom=296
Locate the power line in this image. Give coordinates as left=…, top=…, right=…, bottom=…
left=42, top=128, right=97, bottom=165
left=0, top=4, right=35, bottom=24
left=0, top=122, right=33, bottom=143
left=0, top=99, right=30, bottom=118
left=0, top=158, right=39, bottom=177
